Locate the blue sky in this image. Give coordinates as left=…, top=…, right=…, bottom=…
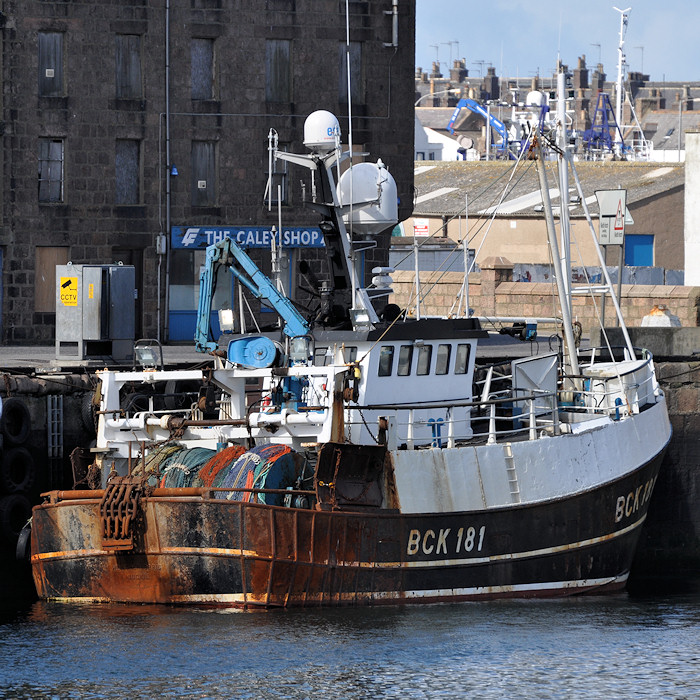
left=416, top=0, right=694, bottom=83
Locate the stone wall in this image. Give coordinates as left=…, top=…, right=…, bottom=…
left=390, top=266, right=700, bottom=336
left=1, top=1, right=417, bottom=344
left=631, top=359, right=700, bottom=589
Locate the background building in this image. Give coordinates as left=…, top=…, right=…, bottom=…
left=415, top=57, right=700, bottom=163
left=1, top=0, right=416, bottom=345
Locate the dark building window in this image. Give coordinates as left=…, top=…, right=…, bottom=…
left=115, top=140, right=140, bottom=205
left=191, top=38, right=215, bottom=100
left=265, top=39, right=291, bottom=102
left=338, top=41, right=363, bottom=103
left=265, top=145, right=288, bottom=205
left=115, top=34, right=142, bottom=99
left=191, top=141, right=216, bottom=206
left=38, top=138, right=64, bottom=203
left=38, top=32, right=64, bottom=97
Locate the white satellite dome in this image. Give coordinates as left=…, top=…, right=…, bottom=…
left=337, top=159, right=398, bottom=237
left=303, top=111, right=341, bottom=153
left=525, top=90, right=546, bottom=107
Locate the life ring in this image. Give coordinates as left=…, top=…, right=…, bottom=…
left=16, top=518, right=31, bottom=562
left=0, top=494, right=32, bottom=546
left=1, top=397, right=31, bottom=446
left=0, top=447, right=36, bottom=494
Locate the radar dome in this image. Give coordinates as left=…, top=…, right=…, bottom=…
left=337, top=160, right=398, bottom=237
left=525, top=90, right=546, bottom=107
left=304, top=111, right=341, bottom=153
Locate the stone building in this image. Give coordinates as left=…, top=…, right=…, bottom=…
left=1, top=0, right=416, bottom=345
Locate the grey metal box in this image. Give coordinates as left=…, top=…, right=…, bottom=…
left=55, top=263, right=135, bottom=362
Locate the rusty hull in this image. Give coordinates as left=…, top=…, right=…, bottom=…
left=29, top=443, right=664, bottom=607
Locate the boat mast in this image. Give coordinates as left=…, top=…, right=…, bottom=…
left=556, top=70, right=572, bottom=307
left=534, top=138, right=580, bottom=376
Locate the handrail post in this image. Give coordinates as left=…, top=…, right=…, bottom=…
left=488, top=403, right=497, bottom=444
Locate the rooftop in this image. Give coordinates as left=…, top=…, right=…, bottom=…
left=412, top=160, right=685, bottom=217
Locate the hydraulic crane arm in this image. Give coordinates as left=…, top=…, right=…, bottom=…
left=195, top=237, right=310, bottom=353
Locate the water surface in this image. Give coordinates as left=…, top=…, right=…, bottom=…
left=1, top=594, right=698, bottom=698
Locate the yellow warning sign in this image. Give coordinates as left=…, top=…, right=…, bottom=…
left=59, top=276, right=78, bottom=306
left=88, top=283, right=94, bottom=300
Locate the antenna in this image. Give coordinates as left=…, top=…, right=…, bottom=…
left=613, top=6, right=631, bottom=152
left=344, top=0, right=358, bottom=311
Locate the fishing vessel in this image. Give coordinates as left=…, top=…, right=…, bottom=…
left=30, top=107, right=671, bottom=607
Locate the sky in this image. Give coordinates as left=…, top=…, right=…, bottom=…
left=415, top=0, right=695, bottom=84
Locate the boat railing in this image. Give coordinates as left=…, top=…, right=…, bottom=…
left=352, top=386, right=561, bottom=447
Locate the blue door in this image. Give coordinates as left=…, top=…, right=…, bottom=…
left=625, top=234, right=654, bottom=266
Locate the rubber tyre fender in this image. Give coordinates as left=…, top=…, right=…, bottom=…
left=0, top=494, right=32, bottom=546
left=81, top=391, right=98, bottom=437
left=1, top=397, right=31, bottom=446
left=16, top=518, right=31, bottom=562
left=0, top=447, right=36, bottom=494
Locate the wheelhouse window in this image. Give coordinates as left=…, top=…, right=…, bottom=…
left=378, top=346, right=394, bottom=377
left=397, top=345, right=413, bottom=376
left=454, top=344, right=471, bottom=374
left=436, top=344, right=451, bottom=375
left=416, top=345, right=432, bottom=376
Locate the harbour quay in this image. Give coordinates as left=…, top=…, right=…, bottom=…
left=0, top=334, right=698, bottom=599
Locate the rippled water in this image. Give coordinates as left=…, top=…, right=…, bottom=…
left=1, top=594, right=699, bottom=699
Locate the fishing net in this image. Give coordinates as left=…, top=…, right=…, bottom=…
left=215, top=443, right=302, bottom=505
left=199, top=444, right=247, bottom=487
left=158, top=447, right=216, bottom=488
left=131, top=444, right=183, bottom=486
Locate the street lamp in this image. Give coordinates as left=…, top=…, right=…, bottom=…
left=415, top=88, right=461, bottom=107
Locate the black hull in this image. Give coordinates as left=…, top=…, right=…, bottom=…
left=31, top=448, right=664, bottom=607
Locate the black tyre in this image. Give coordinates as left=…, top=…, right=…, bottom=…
left=1, top=397, right=31, bottom=446
left=0, top=447, right=36, bottom=494
left=16, top=519, right=31, bottom=561
left=81, top=391, right=98, bottom=436
left=0, top=494, right=32, bottom=546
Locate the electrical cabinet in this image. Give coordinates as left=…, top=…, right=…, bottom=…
left=55, top=263, right=135, bottom=362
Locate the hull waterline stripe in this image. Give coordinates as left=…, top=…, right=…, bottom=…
left=42, top=574, right=630, bottom=606
left=161, top=574, right=631, bottom=605
left=31, top=515, right=645, bottom=568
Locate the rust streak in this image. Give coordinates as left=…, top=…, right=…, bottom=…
left=266, top=507, right=276, bottom=607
